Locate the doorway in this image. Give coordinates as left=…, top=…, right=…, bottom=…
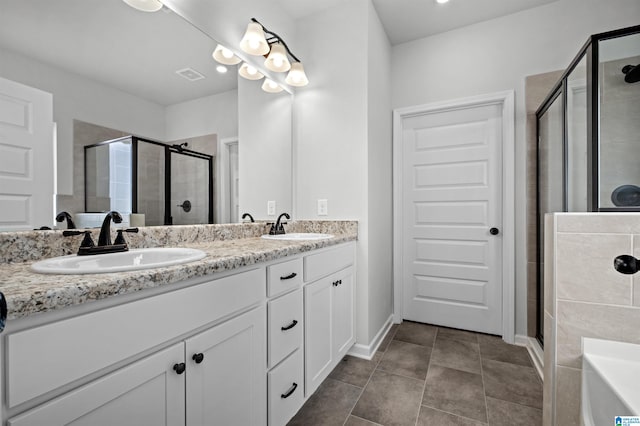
left=393, top=91, right=515, bottom=341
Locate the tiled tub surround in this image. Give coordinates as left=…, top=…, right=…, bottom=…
left=543, top=213, right=640, bottom=426
left=0, top=221, right=357, bottom=320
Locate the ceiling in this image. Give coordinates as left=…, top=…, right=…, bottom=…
left=277, top=0, right=559, bottom=45
left=0, top=0, right=560, bottom=107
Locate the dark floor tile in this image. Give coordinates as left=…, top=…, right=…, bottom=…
left=351, top=369, right=424, bottom=426
left=393, top=321, right=437, bottom=347
left=287, top=378, right=361, bottom=426
left=431, top=336, right=481, bottom=374
left=478, top=334, right=533, bottom=367
left=437, top=326, right=479, bottom=344
left=328, top=355, right=379, bottom=388
left=422, top=365, right=487, bottom=423
left=377, top=340, right=431, bottom=380
left=378, top=323, right=399, bottom=353
left=482, top=359, right=543, bottom=409
left=344, top=415, right=382, bottom=426
left=417, top=406, right=487, bottom=426
left=486, top=397, right=543, bottom=426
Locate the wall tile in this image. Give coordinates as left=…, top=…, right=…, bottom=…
left=556, top=233, right=632, bottom=305
left=544, top=214, right=555, bottom=317
left=556, top=300, right=640, bottom=368
left=633, top=235, right=640, bottom=307
left=542, top=312, right=555, bottom=426
left=556, top=366, right=581, bottom=426
left=556, top=213, right=640, bottom=234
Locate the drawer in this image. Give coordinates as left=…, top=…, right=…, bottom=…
left=268, top=349, right=303, bottom=426
left=267, top=257, right=303, bottom=297
left=304, top=243, right=354, bottom=282
left=268, top=288, right=303, bottom=368
left=6, top=268, right=265, bottom=408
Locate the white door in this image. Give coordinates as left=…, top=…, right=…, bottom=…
left=401, top=103, right=503, bottom=335
left=185, top=305, right=267, bottom=426
left=0, top=77, right=54, bottom=231
left=8, top=343, right=186, bottom=426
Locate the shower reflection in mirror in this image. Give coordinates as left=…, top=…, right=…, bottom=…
left=85, top=136, right=214, bottom=226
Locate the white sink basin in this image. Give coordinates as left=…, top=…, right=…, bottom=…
left=582, top=338, right=640, bottom=426
left=31, top=248, right=207, bottom=275
left=261, top=233, right=333, bottom=241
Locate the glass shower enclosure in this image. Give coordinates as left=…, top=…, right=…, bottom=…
left=536, top=25, right=640, bottom=345
left=85, top=136, right=214, bottom=226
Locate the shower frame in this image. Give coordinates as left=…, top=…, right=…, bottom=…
left=84, top=136, right=214, bottom=225
left=535, top=24, right=640, bottom=346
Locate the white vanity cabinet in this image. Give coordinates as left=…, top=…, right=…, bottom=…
left=3, top=268, right=267, bottom=426
left=303, top=243, right=355, bottom=397
left=266, top=258, right=304, bottom=426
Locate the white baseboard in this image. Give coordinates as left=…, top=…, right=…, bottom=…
left=347, top=314, right=394, bottom=360
left=515, top=334, right=544, bottom=380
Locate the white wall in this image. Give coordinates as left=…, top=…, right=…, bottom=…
left=294, top=0, right=393, bottom=347
left=391, top=0, right=640, bottom=336
left=0, top=47, right=166, bottom=196
left=366, top=1, right=393, bottom=346
left=165, top=90, right=238, bottom=141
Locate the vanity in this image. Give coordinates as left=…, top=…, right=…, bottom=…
left=0, top=222, right=357, bottom=426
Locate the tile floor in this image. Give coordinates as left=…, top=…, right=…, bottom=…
left=288, top=321, right=542, bottom=426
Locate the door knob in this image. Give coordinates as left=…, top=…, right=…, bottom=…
left=489, top=227, right=500, bottom=235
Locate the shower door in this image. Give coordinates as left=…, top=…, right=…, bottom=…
left=165, top=148, right=213, bottom=225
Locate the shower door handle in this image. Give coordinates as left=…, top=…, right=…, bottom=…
left=177, top=200, right=192, bottom=212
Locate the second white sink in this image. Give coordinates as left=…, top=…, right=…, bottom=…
left=261, top=233, right=333, bottom=241
left=31, top=248, right=207, bottom=274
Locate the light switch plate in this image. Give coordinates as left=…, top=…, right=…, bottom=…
left=317, top=199, right=328, bottom=216
left=267, top=200, right=276, bottom=216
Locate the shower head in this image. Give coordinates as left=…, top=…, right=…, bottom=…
left=622, top=64, right=640, bottom=83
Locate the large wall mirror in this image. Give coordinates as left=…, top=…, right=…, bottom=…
left=0, top=0, right=293, bottom=229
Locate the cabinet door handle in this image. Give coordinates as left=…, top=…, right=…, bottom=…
left=173, top=362, right=186, bottom=375
left=280, top=272, right=297, bottom=280
left=281, top=382, right=298, bottom=399
left=281, top=319, right=298, bottom=331
left=192, top=353, right=204, bottom=364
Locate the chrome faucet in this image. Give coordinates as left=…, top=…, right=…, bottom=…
left=98, top=211, right=123, bottom=246
left=269, top=213, right=290, bottom=235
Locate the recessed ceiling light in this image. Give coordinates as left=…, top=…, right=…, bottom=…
left=216, top=65, right=228, bottom=74
left=436, top=0, right=450, bottom=4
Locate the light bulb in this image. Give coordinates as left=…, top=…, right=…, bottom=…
left=221, top=48, right=234, bottom=59
left=247, top=65, right=257, bottom=76
left=238, top=62, right=264, bottom=80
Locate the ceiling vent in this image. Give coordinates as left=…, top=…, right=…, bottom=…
left=175, top=68, right=205, bottom=82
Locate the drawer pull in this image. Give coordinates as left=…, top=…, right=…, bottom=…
left=281, top=382, right=298, bottom=399
left=192, top=353, right=204, bottom=364
left=332, top=279, right=342, bottom=287
left=281, top=319, right=298, bottom=331
left=280, top=272, right=297, bottom=280
left=173, top=363, right=186, bottom=375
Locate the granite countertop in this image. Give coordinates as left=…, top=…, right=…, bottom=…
left=0, top=233, right=356, bottom=321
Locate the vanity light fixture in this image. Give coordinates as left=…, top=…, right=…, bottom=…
left=238, top=18, right=309, bottom=90
left=238, top=62, right=264, bottom=80
left=261, top=78, right=283, bottom=93
left=212, top=44, right=241, bottom=65
left=121, top=0, right=163, bottom=12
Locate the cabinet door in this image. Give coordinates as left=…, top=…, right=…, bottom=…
left=304, top=276, right=333, bottom=397
left=185, top=305, right=267, bottom=426
left=8, top=343, right=185, bottom=426
left=332, top=268, right=355, bottom=359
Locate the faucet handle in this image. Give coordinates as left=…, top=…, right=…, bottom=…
left=80, top=231, right=95, bottom=248
left=114, top=228, right=139, bottom=246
